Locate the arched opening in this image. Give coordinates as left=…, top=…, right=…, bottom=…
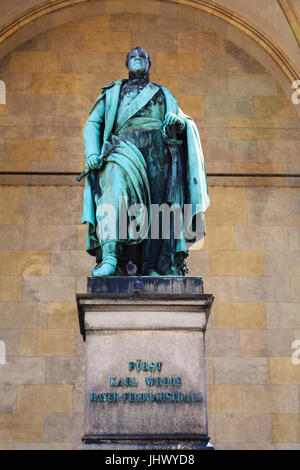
left=0, top=0, right=299, bottom=114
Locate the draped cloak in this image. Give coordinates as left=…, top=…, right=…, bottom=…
left=81, top=79, right=210, bottom=264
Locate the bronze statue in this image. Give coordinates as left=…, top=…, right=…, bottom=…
left=81, top=47, right=210, bottom=276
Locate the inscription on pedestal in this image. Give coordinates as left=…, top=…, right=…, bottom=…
left=90, top=359, right=203, bottom=404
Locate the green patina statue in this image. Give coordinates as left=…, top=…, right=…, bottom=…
left=81, top=47, right=210, bottom=277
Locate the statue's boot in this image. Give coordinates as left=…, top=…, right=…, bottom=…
left=141, top=238, right=161, bottom=276
left=92, top=242, right=118, bottom=277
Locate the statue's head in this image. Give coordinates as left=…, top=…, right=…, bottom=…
left=126, top=47, right=151, bottom=76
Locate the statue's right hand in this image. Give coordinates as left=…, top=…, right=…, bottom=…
left=86, top=155, right=100, bottom=170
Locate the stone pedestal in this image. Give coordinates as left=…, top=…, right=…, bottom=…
left=76, top=276, right=214, bottom=450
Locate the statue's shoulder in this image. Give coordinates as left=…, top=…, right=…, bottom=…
left=149, top=82, right=165, bottom=93
left=148, top=82, right=176, bottom=99
left=90, top=80, right=126, bottom=112
left=149, top=81, right=161, bottom=88
left=101, top=79, right=127, bottom=91
left=154, top=84, right=178, bottom=107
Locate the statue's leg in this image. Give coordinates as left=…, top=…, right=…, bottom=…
left=141, top=131, right=170, bottom=276
left=141, top=238, right=161, bottom=276
left=92, top=162, right=124, bottom=276
left=141, top=213, right=162, bottom=276
left=92, top=241, right=118, bottom=277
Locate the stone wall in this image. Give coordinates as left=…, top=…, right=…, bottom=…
left=0, top=13, right=299, bottom=449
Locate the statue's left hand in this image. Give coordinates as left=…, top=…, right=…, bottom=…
left=164, top=112, right=185, bottom=130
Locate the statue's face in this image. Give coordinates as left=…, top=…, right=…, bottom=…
left=126, top=48, right=150, bottom=75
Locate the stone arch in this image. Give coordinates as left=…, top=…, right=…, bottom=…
left=0, top=0, right=299, bottom=95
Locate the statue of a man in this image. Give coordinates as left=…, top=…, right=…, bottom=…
left=81, top=47, right=210, bottom=276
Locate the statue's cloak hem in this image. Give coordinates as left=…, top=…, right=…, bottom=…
left=81, top=79, right=210, bottom=256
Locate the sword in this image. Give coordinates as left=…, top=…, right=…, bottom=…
left=163, top=124, right=185, bottom=273
left=163, top=124, right=184, bottom=207
left=76, top=145, right=117, bottom=182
